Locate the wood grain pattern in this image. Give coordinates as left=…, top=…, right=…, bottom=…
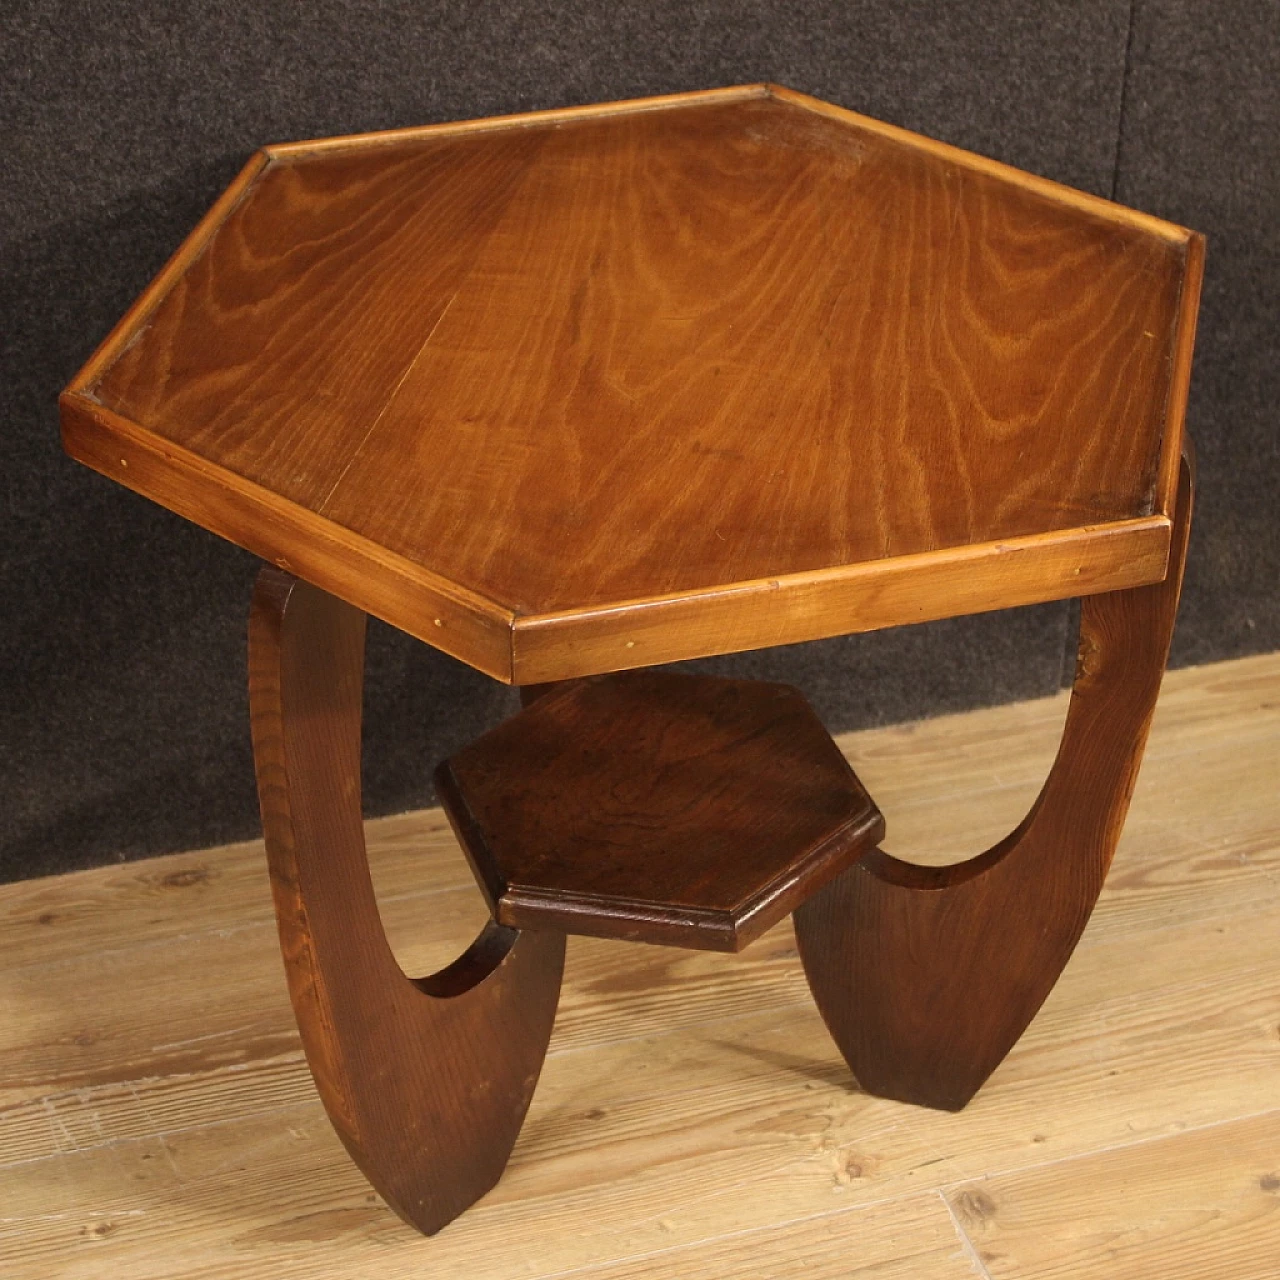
left=7, top=707, right=1274, bottom=1145
left=794, top=451, right=1195, bottom=1110
left=437, top=671, right=884, bottom=951
left=2, top=651, right=1278, bottom=1277
left=61, top=85, right=1201, bottom=681
left=248, top=567, right=564, bottom=1234
left=508, top=514, right=1172, bottom=682
left=4, top=897, right=1278, bottom=1181
left=543, top=1197, right=980, bottom=1280
left=63, top=398, right=516, bottom=676
left=947, top=1110, right=1280, bottom=1280
left=6, top=652, right=1275, bottom=978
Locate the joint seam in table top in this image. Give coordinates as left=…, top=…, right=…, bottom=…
left=59, top=387, right=1176, bottom=686
left=58, top=84, right=1197, bottom=684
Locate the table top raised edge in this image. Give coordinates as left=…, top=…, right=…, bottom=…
left=59, top=83, right=1197, bottom=685
left=61, top=387, right=1172, bottom=684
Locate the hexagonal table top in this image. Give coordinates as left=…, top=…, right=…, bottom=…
left=62, top=85, right=1202, bottom=683
left=435, top=670, right=885, bottom=952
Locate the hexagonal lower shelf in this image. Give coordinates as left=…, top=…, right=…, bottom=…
left=435, top=670, right=884, bottom=952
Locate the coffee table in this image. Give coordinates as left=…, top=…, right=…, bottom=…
left=60, top=85, right=1202, bottom=1235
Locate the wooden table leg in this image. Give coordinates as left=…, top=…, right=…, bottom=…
left=794, top=451, right=1195, bottom=1111
left=517, top=681, right=569, bottom=707
left=248, top=568, right=565, bottom=1235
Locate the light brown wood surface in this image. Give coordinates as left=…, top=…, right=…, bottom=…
left=61, top=85, right=1202, bottom=681
left=2, top=651, right=1277, bottom=1277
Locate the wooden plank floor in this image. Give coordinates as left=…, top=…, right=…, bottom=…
left=1, top=651, right=1277, bottom=1279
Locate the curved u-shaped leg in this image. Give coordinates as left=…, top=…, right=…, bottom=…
left=248, top=569, right=565, bottom=1234
left=795, top=452, right=1195, bottom=1111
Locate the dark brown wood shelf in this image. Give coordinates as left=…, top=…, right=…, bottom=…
left=436, top=670, right=884, bottom=951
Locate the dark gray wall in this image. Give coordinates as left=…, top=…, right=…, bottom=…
left=3, top=1, right=1276, bottom=881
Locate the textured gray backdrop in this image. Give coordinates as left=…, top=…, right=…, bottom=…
left=3, top=1, right=1277, bottom=880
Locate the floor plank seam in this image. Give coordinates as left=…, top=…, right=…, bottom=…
left=0, top=881, right=481, bottom=978
left=5, top=911, right=1274, bottom=1170
left=0, top=1095, right=321, bottom=1174
left=2, top=653, right=1275, bottom=1273
left=0, top=922, right=279, bottom=979
left=544, top=990, right=819, bottom=1061
left=519, top=1188, right=949, bottom=1280
left=936, top=1103, right=1280, bottom=1193
left=1048, top=949, right=1280, bottom=1010
left=9, top=850, right=1274, bottom=979
left=939, top=1186, right=996, bottom=1280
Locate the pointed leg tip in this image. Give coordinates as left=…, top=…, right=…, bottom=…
left=854, top=1073, right=981, bottom=1114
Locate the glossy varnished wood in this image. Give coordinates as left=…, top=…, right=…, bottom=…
left=509, top=517, right=1173, bottom=683
left=794, top=452, right=1195, bottom=1110
left=248, top=567, right=564, bottom=1233
left=4, top=653, right=1279, bottom=1277
left=62, top=86, right=1201, bottom=681
left=436, top=671, right=885, bottom=951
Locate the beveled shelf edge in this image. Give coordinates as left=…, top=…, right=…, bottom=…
left=508, top=516, right=1174, bottom=684
left=494, top=801, right=885, bottom=954
left=497, top=889, right=741, bottom=952
left=60, top=393, right=518, bottom=681
left=726, top=801, right=887, bottom=952
left=263, top=84, right=771, bottom=159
